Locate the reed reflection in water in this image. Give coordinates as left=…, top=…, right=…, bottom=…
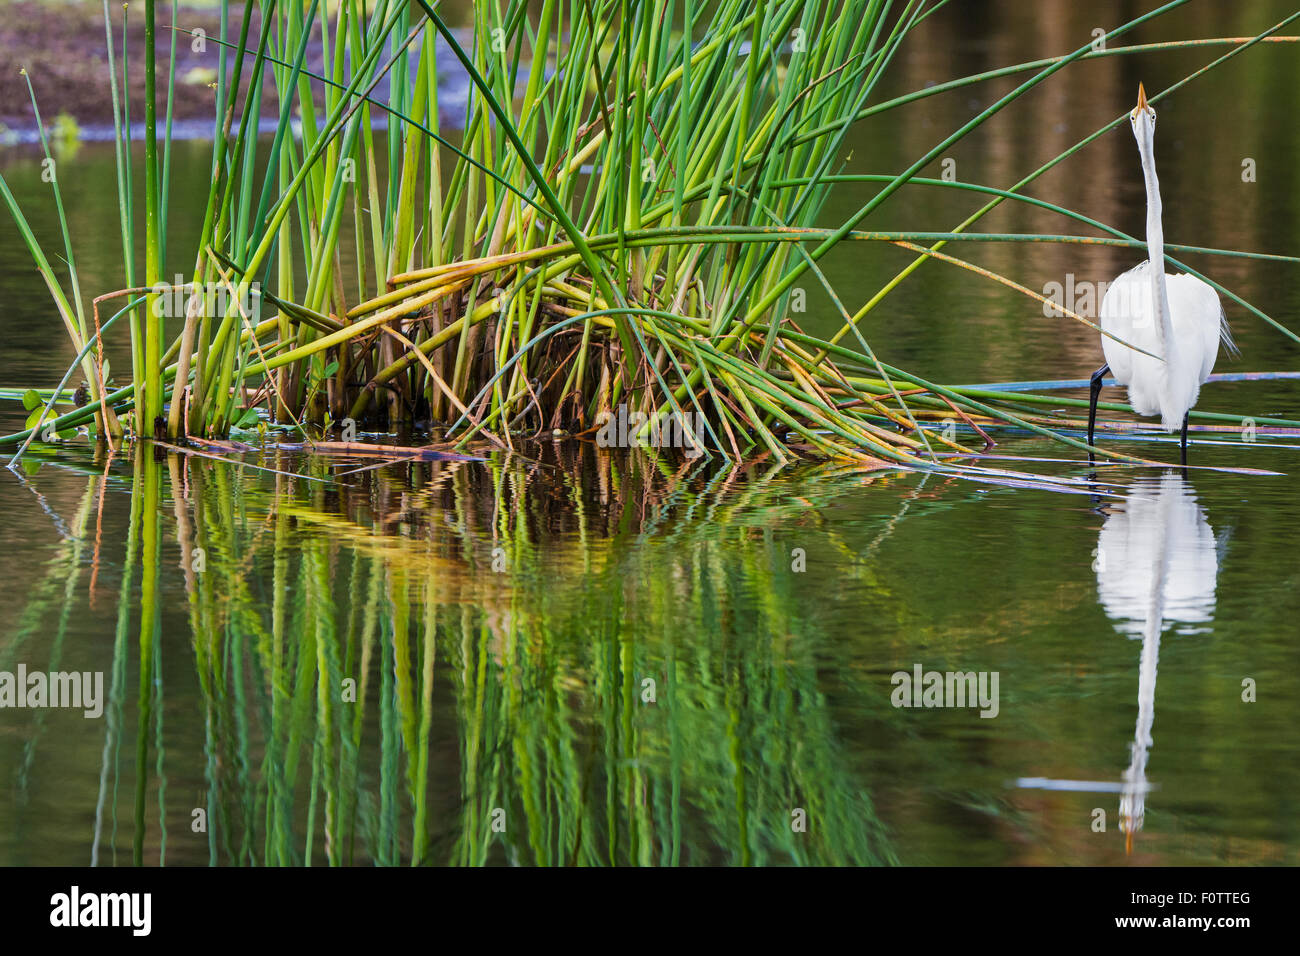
left=8, top=444, right=896, bottom=866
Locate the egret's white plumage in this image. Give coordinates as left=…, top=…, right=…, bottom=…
left=1101, top=265, right=1229, bottom=431
left=1091, top=84, right=1236, bottom=450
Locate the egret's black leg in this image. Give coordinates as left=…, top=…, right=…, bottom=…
left=1088, top=364, right=1109, bottom=463
left=1180, top=412, right=1189, bottom=466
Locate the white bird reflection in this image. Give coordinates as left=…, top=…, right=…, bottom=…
left=1095, top=471, right=1221, bottom=853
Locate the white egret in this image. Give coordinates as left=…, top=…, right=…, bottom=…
left=1088, top=83, right=1237, bottom=463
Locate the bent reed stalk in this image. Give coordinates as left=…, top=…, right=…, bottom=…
left=2, top=0, right=1296, bottom=471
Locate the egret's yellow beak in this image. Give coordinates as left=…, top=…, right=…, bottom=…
left=1136, top=82, right=1148, bottom=112
left=1125, top=827, right=1134, bottom=856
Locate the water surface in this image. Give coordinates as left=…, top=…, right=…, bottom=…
left=2, top=1, right=1298, bottom=865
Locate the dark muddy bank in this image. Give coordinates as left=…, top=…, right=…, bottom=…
left=0, top=1, right=475, bottom=141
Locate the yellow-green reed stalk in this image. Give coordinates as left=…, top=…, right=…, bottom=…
left=106, top=1, right=144, bottom=431
left=388, top=21, right=438, bottom=280
left=142, top=0, right=163, bottom=431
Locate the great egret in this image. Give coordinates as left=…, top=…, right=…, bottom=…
left=1088, top=83, right=1237, bottom=463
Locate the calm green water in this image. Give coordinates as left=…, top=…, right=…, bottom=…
left=2, top=2, right=1299, bottom=865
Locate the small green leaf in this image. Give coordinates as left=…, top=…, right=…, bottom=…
left=236, top=407, right=261, bottom=428
left=21, top=389, right=42, bottom=411
left=29, top=404, right=76, bottom=427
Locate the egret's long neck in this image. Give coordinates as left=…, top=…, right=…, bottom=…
left=1137, top=123, right=1175, bottom=361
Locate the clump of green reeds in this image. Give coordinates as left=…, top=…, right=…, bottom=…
left=3, top=0, right=1299, bottom=471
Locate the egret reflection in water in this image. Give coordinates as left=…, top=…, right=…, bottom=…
left=1095, top=471, right=1222, bottom=853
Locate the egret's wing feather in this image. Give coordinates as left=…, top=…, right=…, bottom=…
left=1218, top=305, right=1240, bottom=358
left=1100, top=261, right=1153, bottom=387
left=1102, top=261, right=1172, bottom=416
left=1166, top=273, right=1227, bottom=383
